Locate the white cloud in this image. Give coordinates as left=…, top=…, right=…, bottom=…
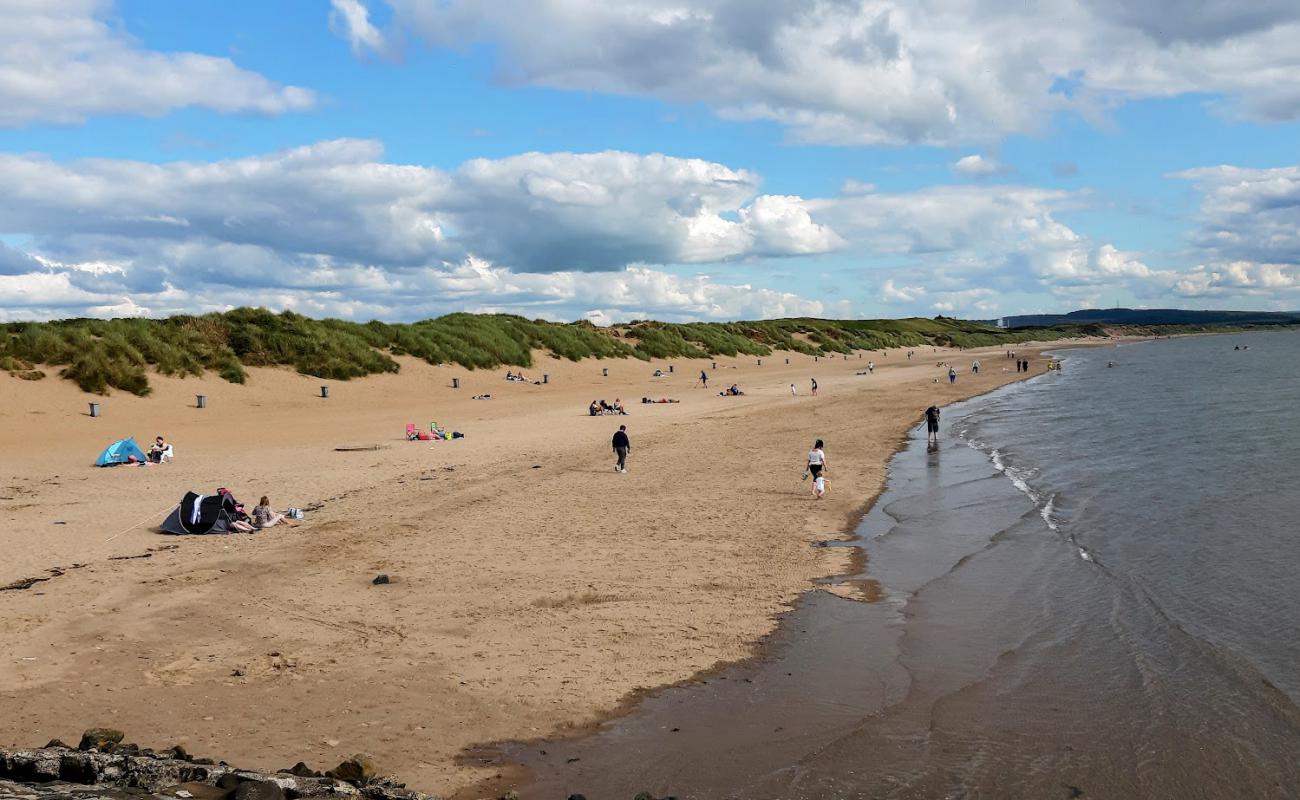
left=0, top=0, right=315, bottom=127
left=953, top=154, right=1012, bottom=177
left=4, top=137, right=1297, bottom=323
left=880, top=278, right=923, bottom=302
left=0, top=142, right=849, bottom=321
left=329, top=0, right=390, bottom=56
left=1172, top=164, right=1300, bottom=267
left=338, top=0, right=1300, bottom=146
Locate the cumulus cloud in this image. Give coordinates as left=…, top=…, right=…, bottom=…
left=0, top=0, right=315, bottom=127
left=1172, top=164, right=1300, bottom=267
left=0, top=142, right=848, bottom=321
left=1164, top=163, right=1300, bottom=300
left=0, top=142, right=841, bottom=276
left=5, top=137, right=1296, bottom=323
left=953, top=154, right=1012, bottom=177
left=336, top=0, right=1300, bottom=145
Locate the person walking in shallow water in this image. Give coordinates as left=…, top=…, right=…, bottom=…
left=612, top=425, right=631, bottom=473
left=925, top=405, right=941, bottom=444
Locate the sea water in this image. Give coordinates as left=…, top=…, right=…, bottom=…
left=512, top=330, right=1300, bottom=799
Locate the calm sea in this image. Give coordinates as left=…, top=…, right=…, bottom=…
left=512, top=330, right=1300, bottom=799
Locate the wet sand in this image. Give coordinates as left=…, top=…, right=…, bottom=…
left=0, top=344, right=1062, bottom=795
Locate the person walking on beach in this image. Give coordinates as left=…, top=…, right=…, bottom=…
left=972, top=359, right=980, bottom=374
left=948, top=367, right=957, bottom=384
left=790, top=383, right=798, bottom=396
left=699, top=369, right=708, bottom=389
left=811, top=377, right=818, bottom=396
left=807, top=439, right=827, bottom=499
left=925, top=405, right=941, bottom=444
left=868, top=361, right=875, bottom=373
left=612, top=425, right=631, bottom=473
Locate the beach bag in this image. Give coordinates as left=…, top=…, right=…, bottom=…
left=286, top=508, right=304, bottom=519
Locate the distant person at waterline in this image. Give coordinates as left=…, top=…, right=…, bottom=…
left=806, top=439, right=827, bottom=499
left=925, top=405, right=941, bottom=444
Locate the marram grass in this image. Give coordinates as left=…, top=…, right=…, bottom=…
left=1, top=308, right=1132, bottom=396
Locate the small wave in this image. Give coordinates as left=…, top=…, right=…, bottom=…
left=1077, top=546, right=1093, bottom=562
left=1041, top=494, right=1060, bottom=531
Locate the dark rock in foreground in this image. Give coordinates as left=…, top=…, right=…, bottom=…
left=0, top=741, right=437, bottom=800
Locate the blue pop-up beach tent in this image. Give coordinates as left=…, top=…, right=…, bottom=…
left=95, top=437, right=148, bottom=467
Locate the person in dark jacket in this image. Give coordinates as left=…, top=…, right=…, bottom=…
left=925, top=405, right=941, bottom=444
left=612, top=425, right=631, bottom=473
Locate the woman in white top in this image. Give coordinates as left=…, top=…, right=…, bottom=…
left=807, top=439, right=827, bottom=498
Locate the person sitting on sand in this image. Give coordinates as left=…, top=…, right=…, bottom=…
left=612, top=398, right=627, bottom=415
left=589, top=400, right=601, bottom=416
left=653, top=368, right=665, bottom=377
left=148, top=435, right=172, bottom=463
left=252, top=496, right=293, bottom=530
left=505, top=370, right=515, bottom=381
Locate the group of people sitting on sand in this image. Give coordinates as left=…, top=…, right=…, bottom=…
left=223, top=489, right=296, bottom=533
left=505, top=370, right=539, bottom=384
left=589, top=398, right=628, bottom=416
left=718, top=384, right=745, bottom=396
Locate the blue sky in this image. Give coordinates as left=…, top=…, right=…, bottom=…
left=1, top=0, right=1299, bottom=323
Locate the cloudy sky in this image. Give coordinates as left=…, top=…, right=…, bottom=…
left=1, top=0, right=1298, bottom=323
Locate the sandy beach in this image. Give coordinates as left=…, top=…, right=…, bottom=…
left=0, top=343, right=1066, bottom=795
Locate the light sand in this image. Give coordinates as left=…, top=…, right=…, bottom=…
left=0, top=343, right=1073, bottom=794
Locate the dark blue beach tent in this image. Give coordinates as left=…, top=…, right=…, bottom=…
left=94, top=437, right=148, bottom=467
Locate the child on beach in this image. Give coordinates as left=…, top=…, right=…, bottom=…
left=807, top=440, right=827, bottom=499
left=252, top=496, right=293, bottom=530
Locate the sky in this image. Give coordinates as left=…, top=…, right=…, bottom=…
left=1, top=0, right=1299, bottom=324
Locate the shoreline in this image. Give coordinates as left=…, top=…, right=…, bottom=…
left=455, top=349, right=1087, bottom=798
left=0, top=340, right=1114, bottom=796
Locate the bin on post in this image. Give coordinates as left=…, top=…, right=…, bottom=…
left=543, top=374, right=549, bottom=384
left=669, top=365, right=674, bottom=373
left=89, top=402, right=100, bottom=418
left=712, top=361, right=717, bottom=369
left=452, top=378, right=460, bottom=389
left=602, top=367, right=609, bottom=377
left=757, top=358, right=763, bottom=366
left=320, top=385, right=330, bottom=398
left=785, top=358, right=789, bottom=364
left=196, top=395, right=206, bottom=409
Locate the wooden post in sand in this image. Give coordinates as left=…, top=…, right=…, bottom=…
left=785, top=358, right=789, bottom=364
left=757, top=358, right=762, bottom=366
left=712, top=362, right=716, bottom=369
left=88, top=402, right=100, bottom=418
left=543, top=374, right=549, bottom=384
left=196, top=395, right=206, bottom=409
left=452, top=378, right=460, bottom=389
left=669, top=365, right=674, bottom=373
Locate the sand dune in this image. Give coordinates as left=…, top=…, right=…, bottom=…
left=0, top=343, right=1066, bottom=794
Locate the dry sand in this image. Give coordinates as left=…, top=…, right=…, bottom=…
left=0, top=343, right=1074, bottom=795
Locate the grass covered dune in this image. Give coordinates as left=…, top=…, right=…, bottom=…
left=1, top=308, right=1095, bottom=396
